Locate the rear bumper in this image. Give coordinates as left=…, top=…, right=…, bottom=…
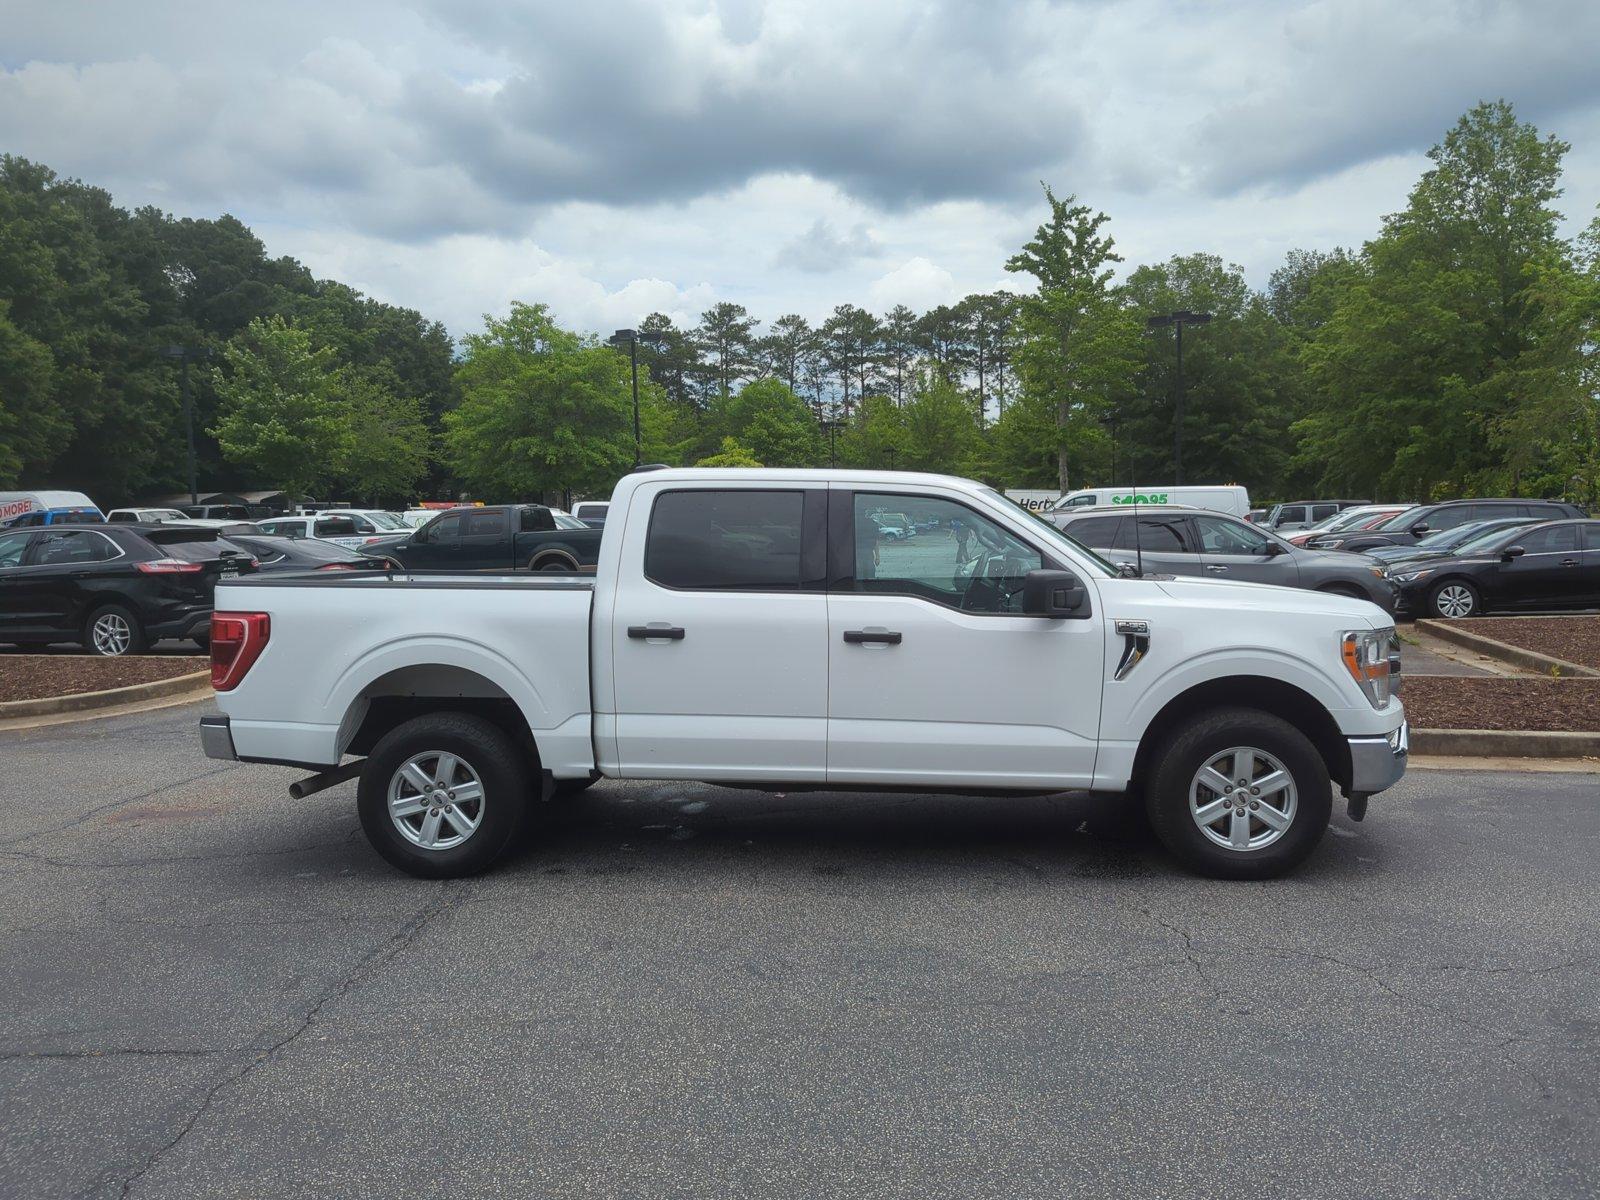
left=1345, top=720, right=1407, bottom=797
left=199, top=714, right=236, bottom=760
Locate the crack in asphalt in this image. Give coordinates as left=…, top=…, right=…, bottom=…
left=84, top=880, right=473, bottom=1200
left=0, top=763, right=242, bottom=850
left=1, top=1047, right=229, bottom=1062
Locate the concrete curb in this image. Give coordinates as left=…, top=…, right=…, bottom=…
left=1410, top=727, right=1600, bottom=759
left=1415, top=620, right=1600, bottom=678
left=0, top=670, right=211, bottom=719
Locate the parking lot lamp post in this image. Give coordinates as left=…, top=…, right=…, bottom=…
left=1144, top=311, right=1212, bottom=485
left=163, top=345, right=206, bottom=504
left=821, top=417, right=843, bottom=467
left=608, top=328, right=664, bottom=466
left=1100, top=412, right=1120, bottom=486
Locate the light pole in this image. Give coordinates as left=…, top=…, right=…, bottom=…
left=1100, top=412, right=1119, bottom=486
left=1145, top=311, right=1212, bottom=485
left=608, top=328, right=664, bottom=466
left=163, top=344, right=211, bottom=504
left=821, top=417, right=843, bottom=467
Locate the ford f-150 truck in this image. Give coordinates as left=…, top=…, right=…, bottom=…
left=383, top=504, right=602, bottom=572
left=199, top=468, right=1407, bottom=880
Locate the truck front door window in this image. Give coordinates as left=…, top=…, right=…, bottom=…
left=851, top=494, right=1040, bottom=614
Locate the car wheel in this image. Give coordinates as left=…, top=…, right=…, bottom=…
left=532, top=555, right=577, bottom=573
left=357, top=713, right=531, bottom=878
left=1428, top=580, right=1480, bottom=619
left=85, top=605, right=147, bottom=657
left=1145, top=706, right=1332, bottom=880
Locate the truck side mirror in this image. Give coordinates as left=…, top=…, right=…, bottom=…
left=1022, top=569, right=1090, bottom=619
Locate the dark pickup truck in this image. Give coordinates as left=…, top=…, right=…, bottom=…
left=384, top=505, right=602, bottom=573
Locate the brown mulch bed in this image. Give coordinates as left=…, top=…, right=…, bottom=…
left=1404, top=676, right=1600, bottom=732
left=0, top=655, right=204, bottom=704
left=1464, top=616, right=1600, bottom=671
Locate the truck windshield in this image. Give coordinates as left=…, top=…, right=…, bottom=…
left=983, top=489, right=1115, bottom=577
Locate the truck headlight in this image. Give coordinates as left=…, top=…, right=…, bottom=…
left=1341, top=628, right=1397, bottom=708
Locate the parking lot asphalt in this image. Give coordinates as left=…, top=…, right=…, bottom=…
left=2, top=704, right=1597, bottom=1199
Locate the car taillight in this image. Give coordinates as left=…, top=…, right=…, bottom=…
left=137, top=558, right=204, bottom=573
left=211, top=612, right=270, bottom=690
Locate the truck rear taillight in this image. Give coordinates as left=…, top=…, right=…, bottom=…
left=137, top=558, right=204, bottom=573
left=211, top=612, right=270, bottom=690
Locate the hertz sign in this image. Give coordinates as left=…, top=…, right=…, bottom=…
left=1110, top=492, right=1169, bottom=505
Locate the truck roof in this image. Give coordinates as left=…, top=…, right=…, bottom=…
left=614, top=467, right=991, bottom=494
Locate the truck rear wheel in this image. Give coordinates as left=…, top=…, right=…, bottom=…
left=1145, top=707, right=1331, bottom=880
left=357, top=713, right=530, bottom=878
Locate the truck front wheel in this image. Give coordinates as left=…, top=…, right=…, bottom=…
left=357, top=713, right=531, bottom=878
left=1145, top=707, right=1332, bottom=880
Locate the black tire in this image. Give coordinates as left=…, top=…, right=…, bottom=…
left=84, top=604, right=147, bottom=657
left=1427, top=578, right=1481, bottom=619
left=532, top=555, right=577, bottom=573
left=357, top=713, right=531, bottom=878
left=1145, top=706, right=1332, bottom=880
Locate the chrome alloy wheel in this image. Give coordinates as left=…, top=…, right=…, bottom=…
left=1188, top=746, right=1298, bottom=852
left=91, top=612, right=132, bottom=656
left=388, top=751, right=485, bottom=851
left=1434, top=584, right=1475, bottom=618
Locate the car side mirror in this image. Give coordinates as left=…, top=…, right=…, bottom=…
left=1502, top=545, right=1525, bottom=560
left=1263, top=541, right=1287, bottom=557
left=1115, top=561, right=1140, bottom=579
left=1410, top=523, right=1430, bottom=536
left=1022, top=569, right=1090, bottom=619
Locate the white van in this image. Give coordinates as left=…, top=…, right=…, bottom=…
left=0, top=490, right=104, bottom=528
left=1050, top=485, right=1249, bottom=518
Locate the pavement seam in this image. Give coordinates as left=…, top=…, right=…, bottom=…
left=93, top=879, right=473, bottom=1200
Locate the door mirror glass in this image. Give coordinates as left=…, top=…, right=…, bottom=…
left=1410, top=523, right=1430, bottom=536
left=1501, top=545, right=1526, bottom=560
left=1021, top=569, right=1090, bottom=618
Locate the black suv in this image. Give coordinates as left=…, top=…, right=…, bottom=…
left=1323, top=499, right=1586, bottom=554
left=0, top=524, right=257, bottom=655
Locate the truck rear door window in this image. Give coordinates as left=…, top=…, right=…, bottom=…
left=646, top=490, right=803, bottom=591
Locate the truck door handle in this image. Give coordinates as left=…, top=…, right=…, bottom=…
left=628, top=625, right=685, bottom=640
left=843, top=629, right=902, bottom=645
left=1204, top=565, right=1228, bottom=574
left=1560, top=558, right=1579, bottom=567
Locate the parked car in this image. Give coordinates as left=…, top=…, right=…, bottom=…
left=1284, top=505, right=1408, bottom=547
left=1390, top=519, right=1600, bottom=618
left=1264, top=500, right=1371, bottom=532
left=216, top=534, right=398, bottom=574
left=383, top=504, right=603, bottom=572
left=1052, top=484, right=1250, bottom=518
left=200, top=467, right=1406, bottom=882
left=108, top=507, right=239, bottom=529
left=252, top=512, right=410, bottom=552
left=0, top=490, right=104, bottom=528
left=1327, top=498, right=1587, bottom=554
left=1244, top=508, right=1270, bottom=524
left=571, top=501, right=610, bottom=529
left=0, top=524, right=256, bottom=655
left=1364, top=518, right=1544, bottom=565
left=1055, top=505, right=1396, bottom=613
left=180, top=504, right=254, bottom=522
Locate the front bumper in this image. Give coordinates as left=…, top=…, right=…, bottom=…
left=1345, top=720, right=1407, bottom=797
left=199, top=714, right=237, bottom=761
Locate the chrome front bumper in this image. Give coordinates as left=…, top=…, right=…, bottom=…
left=1345, top=720, right=1407, bottom=797
left=199, top=714, right=238, bottom=761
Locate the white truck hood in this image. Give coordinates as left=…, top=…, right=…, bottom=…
left=1151, top=575, right=1390, bottom=627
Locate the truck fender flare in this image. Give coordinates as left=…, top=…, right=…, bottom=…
left=326, top=636, right=554, bottom=742
left=1119, top=646, right=1350, bottom=741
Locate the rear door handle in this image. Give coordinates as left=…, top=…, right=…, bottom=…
left=1204, top=565, right=1228, bottom=574
left=843, top=629, right=902, bottom=645
left=1561, top=558, right=1580, bottom=567
left=628, top=625, right=685, bottom=640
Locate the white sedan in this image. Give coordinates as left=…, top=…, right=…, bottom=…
left=253, top=511, right=409, bottom=550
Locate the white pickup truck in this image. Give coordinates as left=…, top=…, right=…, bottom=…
left=200, top=468, right=1407, bottom=880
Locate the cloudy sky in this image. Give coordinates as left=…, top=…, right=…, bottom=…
left=4, top=0, right=1599, bottom=337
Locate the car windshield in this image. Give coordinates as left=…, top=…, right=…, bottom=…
left=1304, top=507, right=1369, bottom=535
left=1453, top=524, right=1531, bottom=555
left=551, top=513, right=587, bottom=530
left=1377, top=506, right=1427, bottom=531
left=1416, top=521, right=1494, bottom=549
left=362, top=512, right=406, bottom=530
left=982, top=488, right=1116, bottom=577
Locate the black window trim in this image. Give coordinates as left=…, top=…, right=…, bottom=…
left=643, top=485, right=826, bottom=595
left=832, top=487, right=1064, bottom=618
left=25, top=528, right=126, bottom=567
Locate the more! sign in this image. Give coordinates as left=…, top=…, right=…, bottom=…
left=0, top=498, right=36, bottom=522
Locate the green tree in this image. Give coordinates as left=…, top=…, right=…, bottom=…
left=694, top=302, right=758, bottom=401
left=695, top=437, right=763, bottom=467
left=1004, top=185, right=1142, bottom=491
left=709, top=377, right=824, bottom=466
left=337, top=371, right=432, bottom=505
left=899, top=371, right=980, bottom=473
left=758, top=313, right=815, bottom=395
left=210, top=316, right=350, bottom=502
left=444, top=302, right=635, bottom=501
